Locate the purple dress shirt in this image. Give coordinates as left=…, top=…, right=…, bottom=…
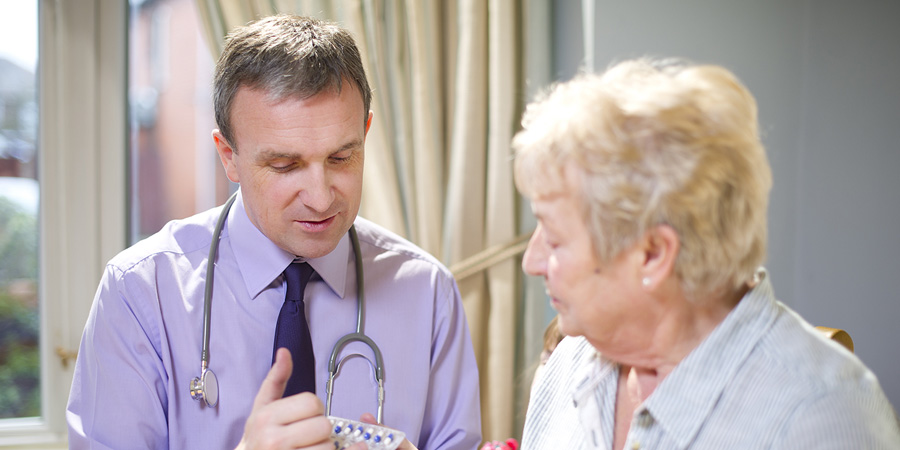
left=66, top=190, right=482, bottom=449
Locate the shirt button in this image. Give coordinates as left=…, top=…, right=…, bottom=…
left=631, top=441, right=641, bottom=450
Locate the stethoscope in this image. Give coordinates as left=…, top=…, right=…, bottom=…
left=189, top=192, right=387, bottom=423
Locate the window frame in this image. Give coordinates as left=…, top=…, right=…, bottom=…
left=0, top=0, right=127, bottom=447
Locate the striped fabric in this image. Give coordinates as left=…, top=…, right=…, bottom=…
left=521, top=269, right=900, bottom=449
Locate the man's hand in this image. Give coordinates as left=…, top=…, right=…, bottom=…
left=358, top=413, right=418, bottom=450
left=235, top=348, right=334, bottom=450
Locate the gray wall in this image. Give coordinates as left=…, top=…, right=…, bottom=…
left=551, top=0, right=900, bottom=409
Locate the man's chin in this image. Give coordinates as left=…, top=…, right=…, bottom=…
left=289, top=243, right=340, bottom=259
left=285, top=230, right=347, bottom=259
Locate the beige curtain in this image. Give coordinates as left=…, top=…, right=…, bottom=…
left=195, top=0, right=545, bottom=441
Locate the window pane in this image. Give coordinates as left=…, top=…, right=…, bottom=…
left=0, top=0, right=40, bottom=419
left=129, top=0, right=229, bottom=244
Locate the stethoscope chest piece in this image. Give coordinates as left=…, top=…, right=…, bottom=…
left=190, top=368, right=219, bottom=407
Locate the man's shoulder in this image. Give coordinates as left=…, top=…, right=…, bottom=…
left=353, top=216, right=452, bottom=278
left=107, top=206, right=222, bottom=272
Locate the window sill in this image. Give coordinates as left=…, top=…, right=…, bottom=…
left=0, top=418, right=66, bottom=449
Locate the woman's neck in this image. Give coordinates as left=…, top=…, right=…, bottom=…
left=600, top=285, right=747, bottom=385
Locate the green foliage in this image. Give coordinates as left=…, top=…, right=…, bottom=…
left=0, top=196, right=38, bottom=281
left=0, top=288, right=40, bottom=418
left=0, top=195, right=40, bottom=418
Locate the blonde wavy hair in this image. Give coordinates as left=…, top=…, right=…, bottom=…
left=513, top=58, right=772, bottom=300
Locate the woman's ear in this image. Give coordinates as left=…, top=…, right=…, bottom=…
left=638, top=224, right=679, bottom=290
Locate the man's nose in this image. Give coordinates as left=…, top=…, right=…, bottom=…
left=298, top=168, right=335, bottom=212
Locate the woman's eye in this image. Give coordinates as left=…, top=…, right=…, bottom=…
left=543, top=237, right=559, bottom=249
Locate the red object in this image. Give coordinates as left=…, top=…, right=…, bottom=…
left=480, top=438, right=519, bottom=450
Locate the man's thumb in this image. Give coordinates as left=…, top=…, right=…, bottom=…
left=251, top=347, right=292, bottom=410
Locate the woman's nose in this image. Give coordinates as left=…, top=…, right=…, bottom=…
left=522, top=223, right=548, bottom=277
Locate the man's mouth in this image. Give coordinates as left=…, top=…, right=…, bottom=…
left=296, top=215, right=336, bottom=232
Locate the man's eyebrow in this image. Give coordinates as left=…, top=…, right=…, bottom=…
left=253, top=139, right=364, bottom=161
left=332, top=138, right=363, bottom=155
left=254, top=149, right=295, bottom=161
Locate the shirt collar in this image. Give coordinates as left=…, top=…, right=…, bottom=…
left=572, top=352, right=613, bottom=408
left=640, top=268, right=779, bottom=448
left=307, top=232, right=350, bottom=299
left=227, top=189, right=351, bottom=300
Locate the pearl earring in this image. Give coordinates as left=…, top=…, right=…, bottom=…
left=642, top=277, right=651, bottom=287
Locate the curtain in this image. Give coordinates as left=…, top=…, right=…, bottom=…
left=195, top=0, right=547, bottom=441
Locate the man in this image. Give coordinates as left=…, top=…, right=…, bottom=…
left=67, top=15, right=481, bottom=450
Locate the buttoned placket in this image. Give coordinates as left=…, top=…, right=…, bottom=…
left=572, top=355, right=614, bottom=450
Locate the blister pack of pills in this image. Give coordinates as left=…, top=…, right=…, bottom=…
left=328, top=416, right=405, bottom=450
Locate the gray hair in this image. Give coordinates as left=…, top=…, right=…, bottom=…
left=214, top=14, right=372, bottom=148
left=513, top=58, right=772, bottom=300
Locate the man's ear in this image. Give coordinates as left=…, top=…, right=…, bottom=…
left=364, top=110, right=373, bottom=137
left=638, top=224, right=679, bottom=290
left=212, top=129, right=240, bottom=183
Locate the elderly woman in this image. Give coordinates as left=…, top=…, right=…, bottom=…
left=514, top=59, right=900, bottom=449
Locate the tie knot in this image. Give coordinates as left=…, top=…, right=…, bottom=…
left=284, top=262, right=315, bottom=303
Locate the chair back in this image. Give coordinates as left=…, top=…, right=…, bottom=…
left=815, top=326, right=854, bottom=353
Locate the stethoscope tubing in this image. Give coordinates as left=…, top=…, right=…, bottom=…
left=201, top=192, right=238, bottom=370
left=192, top=191, right=386, bottom=420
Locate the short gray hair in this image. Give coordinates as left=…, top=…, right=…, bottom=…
left=513, top=58, right=772, bottom=299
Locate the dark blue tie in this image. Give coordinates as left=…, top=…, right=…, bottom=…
left=273, top=261, right=316, bottom=396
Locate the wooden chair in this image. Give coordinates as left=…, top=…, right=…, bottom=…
left=815, top=326, right=854, bottom=353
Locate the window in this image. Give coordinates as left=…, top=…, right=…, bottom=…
left=0, top=0, right=40, bottom=421
left=0, top=0, right=219, bottom=445
left=129, top=0, right=229, bottom=244
left=0, top=1, right=127, bottom=447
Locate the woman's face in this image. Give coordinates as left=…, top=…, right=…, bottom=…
left=522, top=172, right=648, bottom=351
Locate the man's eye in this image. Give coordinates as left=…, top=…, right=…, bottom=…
left=269, top=162, right=295, bottom=172
left=330, top=151, right=354, bottom=163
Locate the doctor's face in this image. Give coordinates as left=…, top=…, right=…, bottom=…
left=214, top=81, right=372, bottom=258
